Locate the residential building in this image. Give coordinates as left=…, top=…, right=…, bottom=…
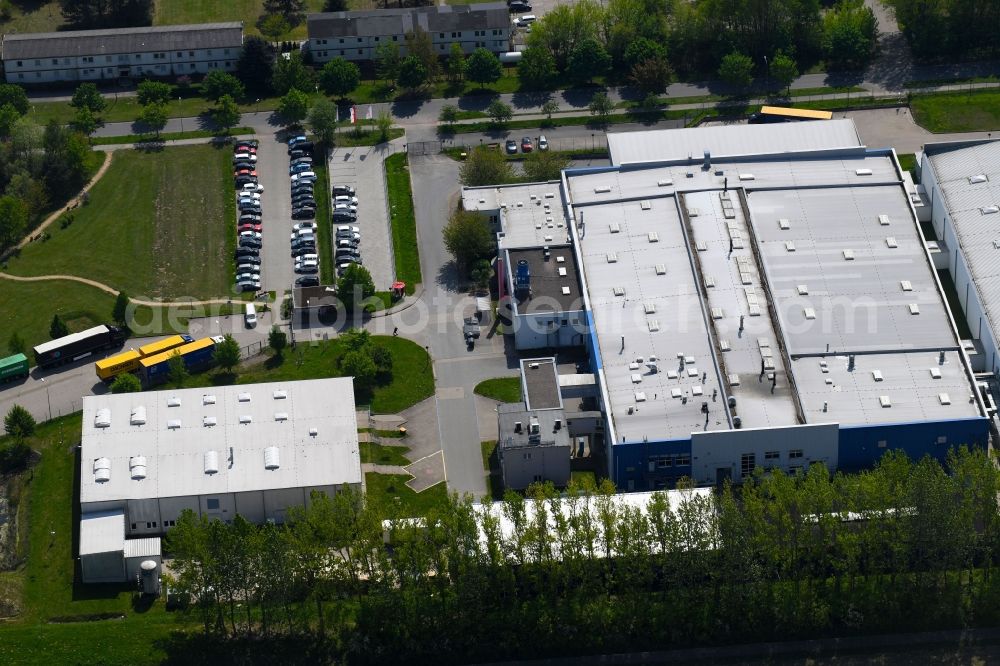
left=78, top=378, right=362, bottom=583
left=306, top=4, right=511, bottom=63
left=2, top=22, right=243, bottom=84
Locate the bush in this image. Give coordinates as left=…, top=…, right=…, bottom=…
left=0, top=439, right=30, bottom=473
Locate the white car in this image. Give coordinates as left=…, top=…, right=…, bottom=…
left=236, top=263, right=261, bottom=273
left=242, top=183, right=264, bottom=193
left=334, top=195, right=359, bottom=206
left=337, top=225, right=360, bottom=233
left=292, top=222, right=317, bottom=232
left=334, top=203, right=358, bottom=213
left=238, top=192, right=262, bottom=202
left=291, top=172, right=317, bottom=184
left=233, top=152, right=257, bottom=163
left=538, top=135, right=549, bottom=151
left=290, top=230, right=316, bottom=240
left=295, top=253, right=319, bottom=263
left=240, top=231, right=262, bottom=239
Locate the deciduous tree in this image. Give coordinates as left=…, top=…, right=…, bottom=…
left=629, top=57, right=673, bottom=96
left=517, top=47, right=557, bottom=89
left=336, top=264, right=376, bottom=311
left=404, top=27, right=440, bottom=81
left=397, top=56, right=428, bottom=91
left=523, top=149, right=569, bottom=182
left=203, top=70, right=246, bottom=102
left=486, top=99, right=512, bottom=126
left=769, top=51, right=798, bottom=94
left=447, top=43, right=466, bottom=83
left=459, top=145, right=514, bottom=186
left=0, top=84, right=29, bottom=115
left=320, top=58, right=361, bottom=98
left=308, top=96, right=339, bottom=146
left=443, top=208, right=495, bottom=273
left=213, top=334, right=242, bottom=373
left=0, top=194, right=28, bottom=250
left=269, top=325, right=288, bottom=357
left=277, top=88, right=310, bottom=126
left=70, top=82, right=106, bottom=113
left=466, top=48, right=502, bottom=88
left=567, top=38, right=611, bottom=83
left=374, top=42, right=402, bottom=84
left=587, top=91, right=614, bottom=123
left=272, top=51, right=316, bottom=96
left=167, top=351, right=189, bottom=387
left=213, top=94, right=241, bottom=133
left=718, top=51, right=755, bottom=92
left=138, top=102, right=168, bottom=137
left=110, top=373, right=141, bottom=393
left=137, top=80, right=173, bottom=106
left=259, top=13, right=291, bottom=41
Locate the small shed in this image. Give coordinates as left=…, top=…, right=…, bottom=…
left=79, top=510, right=126, bottom=583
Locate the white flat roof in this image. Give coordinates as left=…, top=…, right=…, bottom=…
left=566, top=142, right=982, bottom=438
left=607, top=119, right=862, bottom=165
left=79, top=509, right=125, bottom=556
left=462, top=182, right=569, bottom=250
left=80, top=378, right=362, bottom=505
left=926, top=141, right=1000, bottom=348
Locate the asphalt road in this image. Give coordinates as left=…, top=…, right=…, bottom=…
left=257, top=132, right=296, bottom=294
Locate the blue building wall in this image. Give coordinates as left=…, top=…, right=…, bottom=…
left=613, top=438, right=693, bottom=491
left=838, top=417, right=990, bottom=472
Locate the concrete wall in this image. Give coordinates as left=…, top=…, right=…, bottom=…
left=309, top=29, right=509, bottom=63
left=5, top=47, right=239, bottom=84
left=690, top=423, right=839, bottom=485
left=500, top=444, right=571, bottom=489
left=512, top=310, right=587, bottom=350
left=612, top=438, right=693, bottom=491
left=80, top=550, right=125, bottom=584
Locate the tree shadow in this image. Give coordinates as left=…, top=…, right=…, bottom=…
left=264, top=354, right=286, bottom=370
left=157, top=631, right=339, bottom=666
left=210, top=372, right=237, bottom=386
left=559, top=85, right=604, bottom=108
left=389, top=97, right=424, bottom=119
left=436, top=260, right=465, bottom=293
left=511, top=90, right=552, bottom=110
left=456, top=94, right=498, bottom=112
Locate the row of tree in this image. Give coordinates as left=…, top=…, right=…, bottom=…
left=165, top=447, right=1000, bottom=663
left=885, top=0, right=1000, bottom=61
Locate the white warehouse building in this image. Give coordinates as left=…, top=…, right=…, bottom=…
left=2, top=22, right=243, bottom=84
left=78, top=378, right=363, bottom=583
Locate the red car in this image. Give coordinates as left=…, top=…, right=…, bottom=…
left=521, top=136, right=533, bottom=152
left=234, top=144, right=257, bottom=154
left=234, top=168, right=258, bottom=178
left=238, top=223, right=262, bottom=233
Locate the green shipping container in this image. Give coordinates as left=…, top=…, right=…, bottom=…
left=0, top=353, right=29, bottom=382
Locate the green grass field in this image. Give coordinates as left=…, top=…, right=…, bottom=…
left=0, top=279, right=195, bottom=355
left=5, top=145, right=234, bottom=300
left=360, top=441, right=411, bottom=465
left=311, top=151, right=334, bottom=285
left=176, top=335, right=433, bottom=414
left=364, top=473, right=447, bottom=518
left=910, top=91, right=1000, bottom=132
left=474, top=377, right=522, bottom=403
left=384, top=153, right=421, bottom=293
left=153, top=0, right=326, bottom=39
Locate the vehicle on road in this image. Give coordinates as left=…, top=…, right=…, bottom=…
left=505, top=139, right=518, bottom=154
left=0, top=353, right=29, bottom=382
left=521, top=136, right=533, bottom=152
left=34, top=324, right=127, bottom=370
left=244, top=303, right=257, bottom=328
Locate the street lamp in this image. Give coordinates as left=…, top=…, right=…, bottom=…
left=178, top=97, right=183, bottom=133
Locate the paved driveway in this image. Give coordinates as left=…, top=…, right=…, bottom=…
left=327, top=140, right=400, bottom=290
left=257, top=133, right=295, bottom=295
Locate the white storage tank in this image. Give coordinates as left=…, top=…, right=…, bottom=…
left=140, top=559, right=160, bottom=595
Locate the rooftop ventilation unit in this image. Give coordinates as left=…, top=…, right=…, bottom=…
left=204, top=450, right=219, bottom=475
left=239, top=415, right=252, bottom=424
left=739, top=173, right=754, bottom=181
left=594, top=186, right=611, bottom=194
left=878, top=214, right=890, bottom=226
left=900, top=280, right=913, bottom=291
left=613, top=286, right=625, bottom=296
left=167, top=419, right=181, bottom=429
left=94, top=457, right=111, bottom=483
left=238, top=392, right=251, bottom=402
left=273, top=389, right=287, bottom=399
left=264, top=446, right=280, bottom=470
left=969, top=175, right=988, bottom=184
left=606, top=252, right=618, bottom=263
left=657, top=179, right=673, bottom=187
left=130, top=406, right=146, bottom=426
left=167, top=396, right=181, bottom=407
left=703, top=150, right=711, bottom=169
left=981, top=206, right=999, bottom=215
left=909, top=303, right=921, bottom=315
left=203, top=416, right=217, bottom=427
left=274, top=412, right=288, bottom=421
left=655, top=264, right=666, bottom=275
left=202, top=394, right=216, bottom=405
left=778, top=218, right=790, bottom=230
left=886, top=237, right=898, bottom=248
left=797, top=284, right=809, bottom=295
left=930, top=367, right=942, bottom=379
left=309, top=428, right=318, bottom=436
left=856, top=168, right=873, bottom=176
left=872, top=370, right=884, bottom=382
left=879, top=395, right=892, bottom=408
left=129, top=456, right=147, bottom=480
left=94, top=408, right=111, bottom=429
left=648, top=231, right=659, bottom=242
left=939, top=393, right=952, bottom=405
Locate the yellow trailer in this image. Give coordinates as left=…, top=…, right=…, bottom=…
left=95, top=349, right=142, bottom=381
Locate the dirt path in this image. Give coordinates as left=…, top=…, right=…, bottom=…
left=0, top=272, right=239, bottom=306
left=9, top=150, right=113, bottom=254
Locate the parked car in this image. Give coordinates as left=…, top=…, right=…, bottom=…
left=235, top=247, right=259, bottom=259
left=337, top=261, right=361, bottom=274
left=291, top=193, right=315, bottom=205
left=291, top=246, right=317, bottom=258
left=235, top=176, right=257, bottom=187
left=233, top=152, right=257, bottom=163
left=289, top=162, right=313, bottom=175
left=290, top=156, right=313, bottom=167
left=333, top=213, right=358, bottom=223
left=236, top=264, right=261, bottom=275
left=239, top=213, right=262, bottom=224
left=335, top=251, right=362, bottom=263
left=239, top=203, right=262, bottom=215
left=235, top=139, right=259, bottom=148
left=508, top=0, right=532, bottom=11
left=294, top=263, right=319, bottom=275
left=505, top=139, right=518, bottom=154
left=538, top=135, right=548, bottom=151
left=293, top=222, right=318, bottom=232
left=332, top=184, right=356, bottom=197
left=290, top=172, right=316, bottom=184
left=334, top=195, right=359, bottom=206
left=291, top=184, right=314, bottom=195
left=287, top=135, right=307, bottom=147
left=292, top=141, right=314, bottom=153
left=336, top=231, right=361, bottom=242
left=295, top=276, right=320, bottom=287
left=241, top=182, right=264, bottom=193
left=292, top=208, right=316, bottom=220
left=289, top=148, right=311, bottom=160
left=294, top=253, right=319, bottom=263
left=333, top=203, right=357, bottom=213
left=291, top=229, right=315, bottom=239
left=239, top=238, right=262, bottom=250
left=234, top=168, right=257, bottom=178
left=337, top=225, right=361, bottom=234
left=238, top=223, right=262, bottom=233
left=238, top=192, right=262, bottom=202
left=337, top=239, right=359, bottom=249
left=233, top=161, right=256, bottom=172
left=236, top=255, right=261, bottom=265
left=521, top=136, right=533, bottom=152
left=236, top=281, right=261, bottom=293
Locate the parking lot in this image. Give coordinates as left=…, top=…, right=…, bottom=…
left=327, top=143, right=398, bottom=290
left=257, top=135, right=296, bottom=294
